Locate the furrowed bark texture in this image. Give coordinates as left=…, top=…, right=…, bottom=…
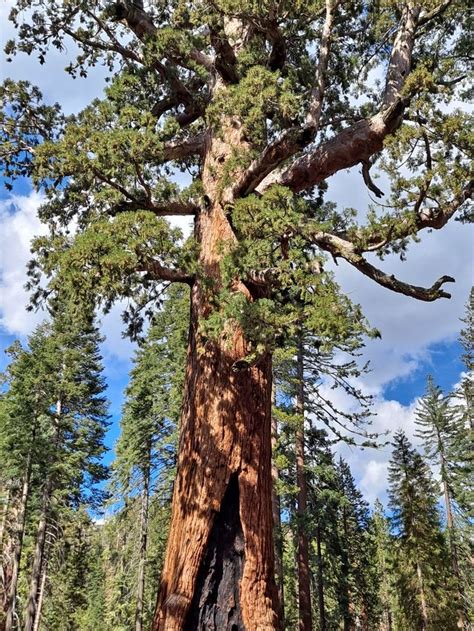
left=152, top=122, right=279, bottom=630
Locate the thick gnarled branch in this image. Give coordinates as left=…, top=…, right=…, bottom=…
left=109, top=198, right=199, bottom=217
left=307, top=230, right=455, bottom=301
left=258, top=99, right=407, bottom=194
left=140, top=260, right=195, bottom=284
left=243, top=2, right=420, bottom=197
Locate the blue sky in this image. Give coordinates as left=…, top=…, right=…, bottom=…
left=1, top=0, right=472, bottom=505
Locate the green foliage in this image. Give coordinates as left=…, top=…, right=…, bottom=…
left=113, top=283, right=189, bottom=494
left=388, top=431, right=458, bottom=630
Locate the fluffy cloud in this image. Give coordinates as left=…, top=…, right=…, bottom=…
left=0, top=191, right=47, bottom=335
left=1, top=1, right=110, bottom=114
left=336, top=396, right=422, bottom=506
left=327, top=167, right=473, bottom=395
left=0, top=190, right=136, bottom=363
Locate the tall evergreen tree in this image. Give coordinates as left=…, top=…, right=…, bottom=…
left=450, top=289, right=474, bottom=515
left=0, top=334, right=55, bottom=631
left=113, top=284, right=188, bottom=631
left=2, top=0, right=472, bottom=624
left=387, top=431, right=456, bottom=630
left=415, top=376, right=470, bottom=628
left=336, top=459, right=379, bottom=631
left=371, top=500, right=396, bottom=631
left=22, top=309, right=110, bottom=631
left=0, top=309, right=109, bottom=631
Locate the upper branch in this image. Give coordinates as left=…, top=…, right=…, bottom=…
left=346, top=180, right=473, bottom=251
left=249, top=1, right=421, bottom=196
left=257, top=99, right=407, bottom=194
left=306, top=0, right=338, bottom=129
left=139, top=259, right=195, bottom=284
left=383, top=3, right=420, bottom=107
left=306, top=229, right=455, bottom=301
left=109, top=198, right=199, bottom=217
left=163, top=131, right=207, bottom=162
left=231, top=0, right=338, bottom=198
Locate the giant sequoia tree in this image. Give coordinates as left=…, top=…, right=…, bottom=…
left=1, top=1, right=472, bottom=629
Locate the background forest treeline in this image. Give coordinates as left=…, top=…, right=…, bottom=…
left=1, top=287, right=472, bottom=631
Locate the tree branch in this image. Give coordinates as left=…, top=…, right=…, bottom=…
left=163, top=132, right=207, bottom=161
left=346, top=180, right=473, bottom=252
left=139, top=260, right=195, bottom=284
left=231, top=1, right=338, bottom=198
left=306, top=229, right=455, bottom=301
left=306, top=0, right=338, bottom=130
left=383, top=3, right=421, bottom=107
left=239, top=2, right=421, bottom=197
left=418, top=0, right=453, bottom=26
left=109, top=198, right=199, bottom=217
left=257, top=98, right=407, bottom=194
left=361, top=160, right=384, bottom=198
left=210, top=26, right=239, bottom=84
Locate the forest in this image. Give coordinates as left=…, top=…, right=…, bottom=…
left=0, top=0, right=472, bottom=630
left=0, top=287, right=473, bottom=631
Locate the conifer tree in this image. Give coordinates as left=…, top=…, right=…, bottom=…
left=0, top=309, right=110, bottom=631
left=336, top=459, right=379, bottom=631
left=0, top=334, right=55, bottom=631
left=2, top=1, right=472, bottom=625
left=414, top=376, right=470, bottom=628
left=24, top=321, right=108, bottom=631
left=387, top=431, right=456, bottom=630
left=272, top=307, right=374, bottom=630
left=371, top=500, right=396, bottom=631
left=113, top=284, right=188, bottom=631
left=450, top=289, right=474, bottom=515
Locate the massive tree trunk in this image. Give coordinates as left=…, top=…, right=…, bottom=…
left=152, top=122, right=280, bottom=630
left=295, top=338, right=313, bottom=631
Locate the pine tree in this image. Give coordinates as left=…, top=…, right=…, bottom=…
left=113, top=284, right=188, bottom=631
left=0, top=335, right=55, bottom=631
left=415, top=376, right=470, bottom=628
left=2, top=1, right=472, bottom=625
left=336, top=459, right=379, bottom=631
left=387, top=431, right=456, bottom=630
left=450, top=289, right=474, bottom=515
left=371, top=500, right=396, bottom=631
left=4, top=309, right=111, bottom=631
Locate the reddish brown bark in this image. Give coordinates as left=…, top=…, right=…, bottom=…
left=152, top=121, right=280, bottom=630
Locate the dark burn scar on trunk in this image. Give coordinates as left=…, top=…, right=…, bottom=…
left=184, top=474, right=245, bottom=630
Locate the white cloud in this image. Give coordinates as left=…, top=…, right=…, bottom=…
left=359, top=460, right=389, bottom=505
left=1, top=1, right=110, bottom=114
left=0, top=191, right=137, bottom=364
left=0, top=191, right=48, bottom=335
left=336, top=396, right=422, bottom=506
left=326, top=166, right=474, bottom=396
